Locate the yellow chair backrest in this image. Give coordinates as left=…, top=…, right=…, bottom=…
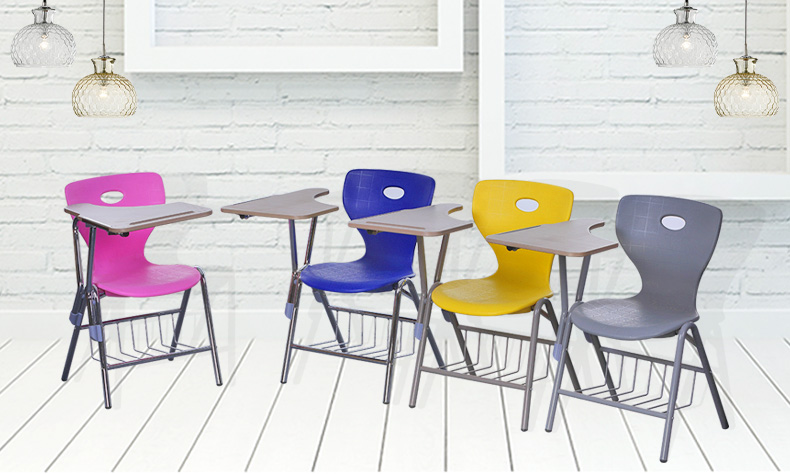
left=472, top=180, right=574, bottom=288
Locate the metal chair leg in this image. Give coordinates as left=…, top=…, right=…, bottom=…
left=590, top=335, right=619, bottom=402
left=168, top=288, right=191, bottom=361
left=521, top=301, right=544, bottom=431
left=444, top=310, right=476, bottom=376
left=281, top=275, right=303, bottom=384
left=404, top=280, right=420, bottom=311
left=314, top=290, right=348, bottom=353
left=406, top=280, right=444, bottom=367
left=62, top=291, right=86, bottom=382
left=383, top=281, right=406, bottom=404
left=546, top=318, right=573, bottom=432
left=660, top=322, right=693, bottom=463
left=689, top=324, right=729, bottom=430
left=542, top=302, right=581, bottom=391
left=62, top=327, right=81, bottom=382
left=87, top=289, right=112, bottom=409
left=409, top=283, right=440, bottom=408
left=198, top=269, right=222, bottom=386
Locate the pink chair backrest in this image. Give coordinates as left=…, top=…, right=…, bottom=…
left=65, top=173, right=166, bottom=280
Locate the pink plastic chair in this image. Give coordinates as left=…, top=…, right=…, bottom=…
left=63, top=173, right=222, bottom=408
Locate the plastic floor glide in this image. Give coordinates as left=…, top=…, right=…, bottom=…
left=62, top=172, right=223, bottom=409
left=546, top=194, right=729, bottom=463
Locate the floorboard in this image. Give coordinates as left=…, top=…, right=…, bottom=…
left=112, top=342, right=245, bottom=471
left=553, top=333, right=646, bottom=471
left=179, top=339, right=285, bottom=472
left=312, top=356, right=388, bottom=471
left=245, top=350, right=343, bottom=472
left=47, top=347, right=200, bottom=472
left=0, top=335, right=785, bottom=472
left=642, top=337, right=782, bottom=471
left=444, top=336, right=512, bottom=471
left=379, top=342, right=446, bottom=472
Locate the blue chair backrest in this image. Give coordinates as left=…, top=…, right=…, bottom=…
left=343, top=169, right=436, bottom=272
left=616, top=195, right=723, bottom=312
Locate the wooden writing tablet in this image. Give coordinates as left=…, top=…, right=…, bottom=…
left=221, top=188, right=339, bottom=220
left=486, top=218, right=619, bottom=257
left=64, top=202, right=212, bottom=235
left=349, top=203, right=473, bottom=237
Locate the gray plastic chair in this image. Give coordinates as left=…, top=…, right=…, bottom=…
left=545, top=195, right=729, bottom=463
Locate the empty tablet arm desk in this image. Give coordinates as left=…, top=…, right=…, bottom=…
left=486, top=219, right=618, bottom=357
left=222, top=189, right=339, bottom=310
left=221, top=188, right=340, bottom=379
left=486, top=219, right=620, bottom=421
left=64, top=197, right=221, bottom=409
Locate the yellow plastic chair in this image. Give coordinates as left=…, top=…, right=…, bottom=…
left=409, top=180, right=583, bottom=431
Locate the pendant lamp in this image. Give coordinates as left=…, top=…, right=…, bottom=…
left=653, top=0, right=717, bottom=67
left=11, top=0, right=76, bottom=67
left=714, top=0, right=778, bottom=117
left=72, top=0, right=136, bottom=117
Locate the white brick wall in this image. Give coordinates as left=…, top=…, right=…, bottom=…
left=505, top=0, right=787, bottom=173
left=0, top=0, right=787, bottom=324
left=154, top=0, right=439, bottom=46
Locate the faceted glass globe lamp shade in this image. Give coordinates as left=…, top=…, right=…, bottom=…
left=654, top=1, right=717, bottom=67
left=11, top=0, right=75, bottom=67
left=714, top=0, right=778, bottom=117
left=72, top=0, right=136, bottom=117
left=73, top=57, right=137, bottom=117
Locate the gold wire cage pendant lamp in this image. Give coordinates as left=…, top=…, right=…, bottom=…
left=713, top=0, right=778, bottom=117
left=72, top=0, right=136, bottom=117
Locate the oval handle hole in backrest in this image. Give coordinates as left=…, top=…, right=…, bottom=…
left=100, top=191, right=124, bottom=204
left=661, top=215, right=686, bottom=231
left=516, top=198, right=539, bottom=213
left=383, top=186, right=405, bottom=200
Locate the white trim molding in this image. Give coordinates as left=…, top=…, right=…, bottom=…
left=124, top=0, right=464, bottom=73
left=479, top=0, right=790, bottom=201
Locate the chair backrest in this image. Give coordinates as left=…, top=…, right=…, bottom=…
left=473, top=180, right=574, bottom=287
left=65, top=173, right=166, bottom=279
left=343, top=169, right=435, bottom=271
left=616, top=195, right=722, bottom=312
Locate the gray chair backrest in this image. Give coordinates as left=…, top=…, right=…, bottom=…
left=616, top=195, right=723, bottom=312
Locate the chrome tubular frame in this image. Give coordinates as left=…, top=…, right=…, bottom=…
left=62, top=221, right=223, bottom=409
left=280, top=220, right=447, bottom=404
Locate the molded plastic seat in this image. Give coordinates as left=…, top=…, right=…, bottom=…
left=432, top=276, right=552, bottom=316
left=95, top=264, right=201, bottom=298
left=571, top=296, right=699, bottom=341
left=300, top=169, right=435, bottom=294
left=432, top=180, right=573, bottom=317
left=549, top=195, right=727, bottom=463
left=569, top=195, right=722, bottom=341
left=301, top=261, right=415, bottom=294
left=65, top=172, right=201, bottom=299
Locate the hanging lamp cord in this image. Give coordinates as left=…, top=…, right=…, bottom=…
left=744, top=0, right=748, bottom=57
left=102, top=0, right=107, bottom=57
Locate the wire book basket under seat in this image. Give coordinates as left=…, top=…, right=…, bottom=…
left=421, top=324, right=552, bottom=390
left=292, top=305, right=417, bottom=364
left=86, top=308, right=214, bottom=371
left=562, top=345, right=701, bottom=417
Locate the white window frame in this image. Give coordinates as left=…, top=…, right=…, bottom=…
left=478, top=0, right=790, bottom=201
left=124, top=0, right=464, bottom=73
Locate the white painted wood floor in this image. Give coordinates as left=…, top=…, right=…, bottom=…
left=0, top=334, right=788, bottom=472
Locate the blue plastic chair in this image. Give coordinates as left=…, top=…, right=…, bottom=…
left=281, top=169, right=445, bottom=403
